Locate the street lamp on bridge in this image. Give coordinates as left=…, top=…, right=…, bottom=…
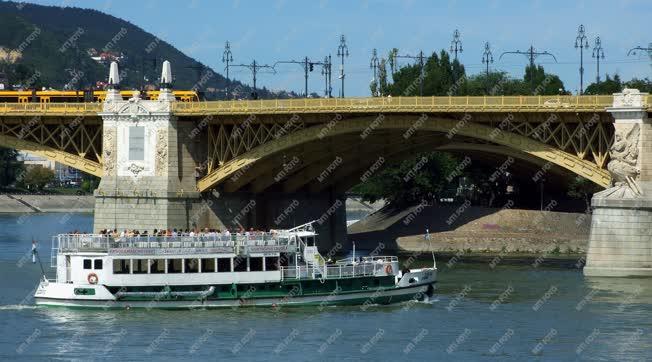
left=574, top=25, right=590, bottom=95
left=370, top=48, right=380, bottom=97
left=337, top=35, right=349, bottom=98
left=481, top=42, right=494, bottom=76
left=592, top=37, right=605, bottom=85
left=450, top=29, right=463, bottom=60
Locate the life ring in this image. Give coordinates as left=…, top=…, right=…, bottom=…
left=384, top=264, right=393, bottom=274
left=87, top=273, right=99, bottom=285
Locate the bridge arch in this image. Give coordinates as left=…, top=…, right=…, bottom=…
left=197, top=115, right=611, bottom=192
left=0, top=134, right=103, bottom=177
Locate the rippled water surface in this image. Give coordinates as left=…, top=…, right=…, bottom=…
left=0, top=213, right=650, bottom=361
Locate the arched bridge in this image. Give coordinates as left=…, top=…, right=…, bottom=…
left=1, top=95, right=649, bottom=189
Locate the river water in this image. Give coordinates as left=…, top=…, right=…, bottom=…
left=0, top=213, right=650, bottom=361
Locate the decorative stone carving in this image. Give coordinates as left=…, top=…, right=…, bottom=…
left=127, top=163, right=145, bottom=178
left=102, top=128, right=116, bottom=176
left=155, top=129, right=168, bottom=176
left=612, top=88, right=647, bottom=108
left=102, top=94, right=172, bottom=115
left=607, top=124, right=640, bottom=184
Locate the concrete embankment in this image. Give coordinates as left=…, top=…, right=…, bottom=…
left=347, top=204, right=591, bottom=257
left=0, top=195, right=94, bottom=213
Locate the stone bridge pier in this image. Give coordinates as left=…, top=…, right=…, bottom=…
left=93, top=61, right=346, bottom=251
left=585, top=89, right=652, bottom=277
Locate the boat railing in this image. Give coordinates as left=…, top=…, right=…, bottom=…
left=361, top=256, right=398, bottom=263
left=54, top=233, right=296, bottom=252
left=280, top=261, right=391, bottom=281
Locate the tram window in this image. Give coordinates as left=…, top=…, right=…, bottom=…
left=167, top=259, right=182, bottom=273
left=233, top=256, right=247, bottom=272
left=265, top=257, right=279, bottom=271
left=249, top=257, right=263, bottom=272
left=83, top=259, right=92, bottom=269
left=133, top=259, right=148, bottom=274
left=217, top=258, right=231, bottom=273
left=150, top=259, right=165, bottom=274
left=113, top=259, right=130, bottom=274
left=94, top=259, right=103, bottom=270
left=201, top=258, right=215, bottom=272
left=185, top=258, right=199, bottom=273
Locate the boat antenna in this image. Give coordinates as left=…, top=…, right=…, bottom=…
left=426, top=228, right=436, bottom=269
left=31, top=238, right=46, bottom=278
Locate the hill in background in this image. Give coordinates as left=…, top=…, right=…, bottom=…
left=0, top=1, right=293, bottom=99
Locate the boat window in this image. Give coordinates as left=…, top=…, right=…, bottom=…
left=150, top=259, right=165, bottom=274
left=265, top=256, right=279, bottom=271
left=83, top=259, right=92, bottom=269
left=133, top=259, right=148, bottom=274
left=167, top=259, right=182, bottom=273
left=185, top=258, right=199, bottom=273
left=94, top=259, right=103, bottom=270
left=217, top=258, right=231, bottom=273
left=201, top=258, right=215, bottom=272
left=249, top=257, right=263, bottom=271
left=113, top=259, right=130, bottom=274
left=233, top=256, right=247, bottom=272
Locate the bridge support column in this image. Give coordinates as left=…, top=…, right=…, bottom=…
left=585, top=89, right=652, bottom=277
left=93, top=62, right=202, bottom=233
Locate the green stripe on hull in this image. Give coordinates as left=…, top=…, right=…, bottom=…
left=35, top=283, right=434, bottom=309
left=106, top=276, right=398, bottom=302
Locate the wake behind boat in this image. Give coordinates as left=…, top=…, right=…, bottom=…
left=34, top=221, right=436, bottom=309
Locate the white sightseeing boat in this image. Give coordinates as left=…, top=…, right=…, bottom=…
left=34, top=222, right=436, bottom=309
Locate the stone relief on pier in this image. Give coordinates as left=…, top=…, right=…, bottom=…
left=607, top=123, right=640, bottom=184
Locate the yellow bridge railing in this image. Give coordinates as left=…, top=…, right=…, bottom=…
left=0, top=102, right=102, bottom=116
left=0, top=95, right=651, bottom=116
left=173, top=95, right=624, bottom=115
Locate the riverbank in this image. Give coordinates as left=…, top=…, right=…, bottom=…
left=348, top=204, right=592, bottom=258
left=0, top=194, right=94, bottom=213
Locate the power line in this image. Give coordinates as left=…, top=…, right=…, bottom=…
left=392, top=49, right=425, bottom=95
left=231, top=60, right=275, bottom=99
left=500, top=45, right=557, bottom=93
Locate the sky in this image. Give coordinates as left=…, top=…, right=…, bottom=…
left=24, top=0, right=652, bottom=96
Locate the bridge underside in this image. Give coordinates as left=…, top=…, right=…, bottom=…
left=0, top=116, right=103, bottom=177
left=197, top=113, right=613, bottom=193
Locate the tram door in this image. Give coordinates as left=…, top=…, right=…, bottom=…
left=65, top=256, right=71, bottom=282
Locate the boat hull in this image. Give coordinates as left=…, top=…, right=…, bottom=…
left=34, top=269, right=436, bottom=309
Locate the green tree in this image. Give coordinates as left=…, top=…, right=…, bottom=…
left=351, top=152, right=459, bottom=206
left=22, top=165, right=55, bottom=191
left=0, top=147, right=22, bottom=187
left=524, top=65, right=566, bottom=95
left=584, top=74, right=623, bottom=95
left=80, top=173, right=100, bottom=193
left=567, top=176, right=602, bottom=210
